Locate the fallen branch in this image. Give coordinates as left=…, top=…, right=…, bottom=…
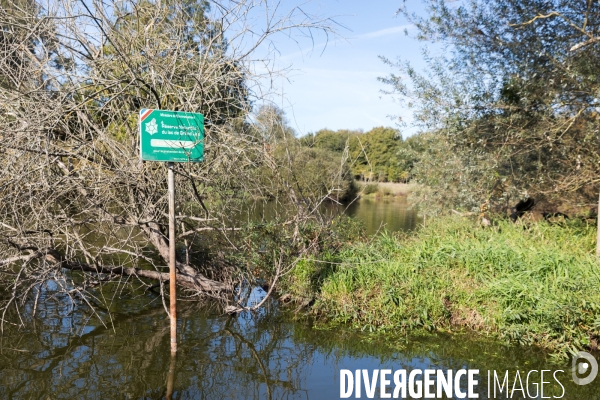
left=0, top=247, right=231, bottom=293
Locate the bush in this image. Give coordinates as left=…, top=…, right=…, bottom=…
left=362, top=183, right=379, bottom=195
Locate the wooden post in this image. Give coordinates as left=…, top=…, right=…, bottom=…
left=166, top=352, right=176, bottom=399
left=168, top=162, right=177, bottom=353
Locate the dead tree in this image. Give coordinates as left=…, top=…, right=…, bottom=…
left=0, top=0, right=343, bottom=328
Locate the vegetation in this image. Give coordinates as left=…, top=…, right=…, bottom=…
left=276, top=0, right=600, bottom=358
left=0, top=0, right=342, bottom=324
left=253, top=105, right=356, bottom=202
left=2, top=0, right=600, bottom=365
left=283, top=216, right=600, bottom=358
left=382, top=0, right=600, bottom=214
left=299, top=126, right=420, bottom=183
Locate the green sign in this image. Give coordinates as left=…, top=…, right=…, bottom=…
left=139, top=109, right=204, bottom=162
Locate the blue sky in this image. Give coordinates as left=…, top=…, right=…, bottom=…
left=251, top=0, right=430, bottom=137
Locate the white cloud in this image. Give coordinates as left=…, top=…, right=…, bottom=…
left=351, top=24, right=412, bottom=40
left=277, top=24, right=413, bottom=62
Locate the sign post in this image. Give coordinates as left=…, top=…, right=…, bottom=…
left=168, top=162, right=176, bottom=354
left=139, top=109, right=204, bottom=354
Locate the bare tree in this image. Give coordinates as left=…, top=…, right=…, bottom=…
left=0, top=0, right=342, bottom=329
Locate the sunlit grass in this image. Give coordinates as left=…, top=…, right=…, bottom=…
left=288, top=216, right=600, bottom=358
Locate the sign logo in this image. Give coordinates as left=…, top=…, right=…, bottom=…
left=139, top=109, right=204, bottom=162
left=145, top=118, right=158, bottom=135
left=572, top=351, right=598, bottom=385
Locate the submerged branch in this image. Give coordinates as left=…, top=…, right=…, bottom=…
left=0, top=247, right=231, bottom=293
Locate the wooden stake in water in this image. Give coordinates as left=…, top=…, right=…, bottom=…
left=168, top=162, right=177, bottom=353
left=166, top=353, right=177, bottom=399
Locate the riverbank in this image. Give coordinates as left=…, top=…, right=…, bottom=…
left=283, top=216, right=600, bottom=358
left=354, top=181, right=415, bottom=199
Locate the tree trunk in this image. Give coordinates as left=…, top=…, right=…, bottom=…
left=0, top=247, right=230, bottom=293
left=139, top=221, right=230, bottom=292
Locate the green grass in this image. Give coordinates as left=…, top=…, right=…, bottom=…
left=285, top=216, right=600, bottom=358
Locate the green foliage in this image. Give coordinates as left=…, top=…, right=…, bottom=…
left=264, top=144, right=356, bottom=201
left=253, top=107, right=356, bottom=202
left=348, top=127, right=403, bottom=182
left=279, top=215, right=366, bottom=299
left=406, top=131, right=501, bottom=215
left=287, top=217, right=600, bottom=357
left=362, top=183, right=379, bottom=195
left=299, top=129, right=356, bottom=152
left=299, top=126, right=419, bottom=183
left=229, top=214, right=365, bottom=293
left=383, top=0, right=600, bottom=212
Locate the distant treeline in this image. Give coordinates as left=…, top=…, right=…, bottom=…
left=298, top=127, right=424, bottom=183
left=252, top=104, right=428, bottom=202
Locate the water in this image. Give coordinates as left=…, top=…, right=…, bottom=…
left=238, top=198, right=420, bottom=236
left=1, top=200, right=599, bottom=398
left=341, top=198, right=420, bottom=235
left=1, top=297, right=598, bottom=399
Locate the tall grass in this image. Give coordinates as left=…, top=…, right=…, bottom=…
left=285, top=216, right=600, bottom=358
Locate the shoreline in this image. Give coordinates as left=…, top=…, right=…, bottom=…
left=281, top=215, right=600, bottom=359
left=354, top=181, right=415, bottom=199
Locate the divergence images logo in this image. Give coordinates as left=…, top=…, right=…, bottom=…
left=146, top=118, right=158, bottom=135
left=572, top=351, right=598, bottom=385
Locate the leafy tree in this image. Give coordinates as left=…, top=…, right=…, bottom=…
left=348, top=126, right=403, bottom=182
left=299, top=128, right=361, bottom=152
left=383, top=0, right=600, bottom=213
left=300, top=126, right=411, bottom=183
left=266, top=144, right=355, bottom=202
left=254, top=105, right=296, bottom=143
left=317, top=129, right=358, bottom=152
left=257, top=109, right=355, bottom=202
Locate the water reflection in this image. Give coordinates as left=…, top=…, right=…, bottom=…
left=340, top=198, right=420, bottom=235
left=166, top=353, right=176, bottom=400
left=237, top=198, right=420, bottom=236
left=1, top=293, right=599, bottom=399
